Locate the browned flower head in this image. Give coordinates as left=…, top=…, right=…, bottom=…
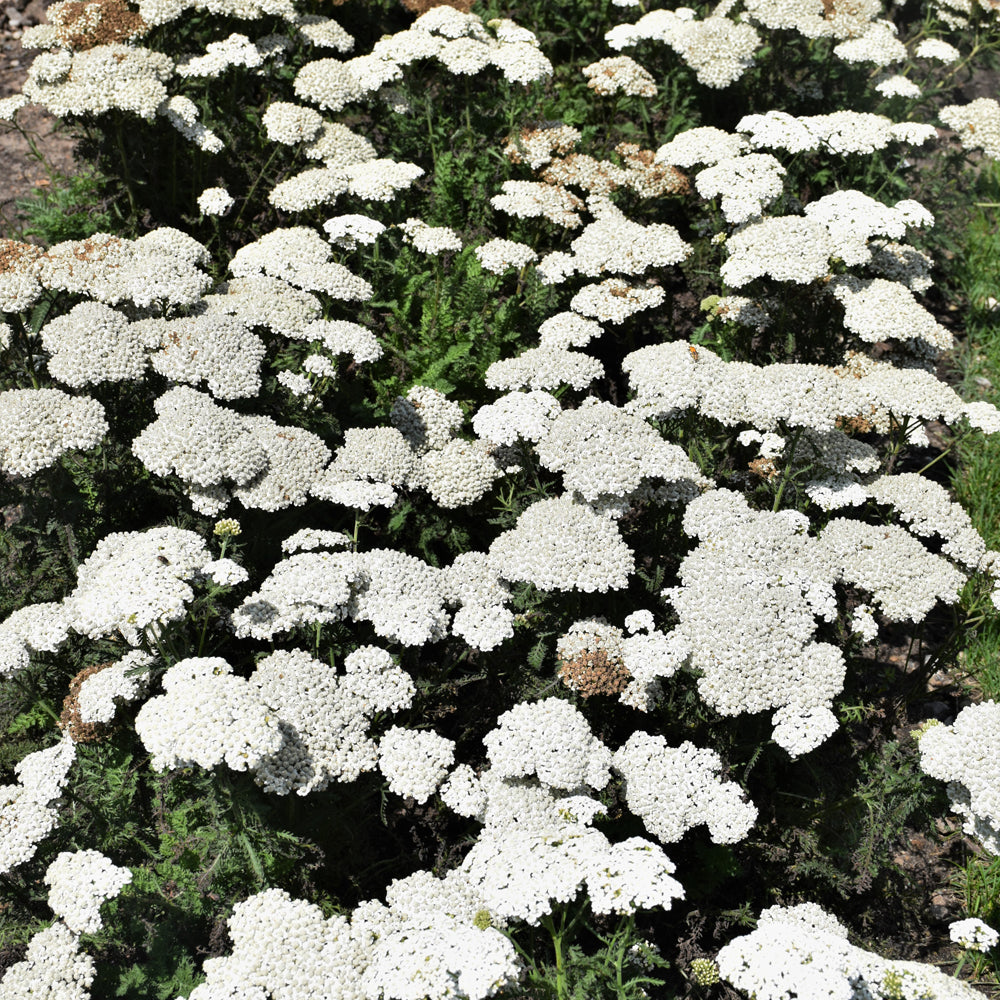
left=558, top=646, right=632, bottom=699
left=59, top=661, right=117, bottom=743
left=399, top=0, right=474, bottom=13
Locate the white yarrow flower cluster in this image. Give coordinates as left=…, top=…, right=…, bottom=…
left=400, top=218, right=463, bottom=255
left=0, top=921, right=96, bottom=999
left=613, top=732, right=758, bottom=844
left=484, top=697, right=613, bottom=790
left=0, top=388, right=107, bottom=477
left=378, top=726, right=456, bottom=803
left=919, top=701, right=1000, bottom=854
left=489, top=494, right=634, bottom=592
left=135, top=657, right=282, bottom=773
left=44, top=849, right=132, bottom=934
left=249, top=646, right=415, bottom=794
left=1, top=737, right=76, bottom=875
left=197, top=186, right=234, bottom=216
left=77, top=650, right=153, bottom=724
left=950, top=918, right=999, bottom=952
left=718, top=903, right=984, bottom=1000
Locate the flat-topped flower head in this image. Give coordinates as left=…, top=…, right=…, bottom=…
left=24, top=43, right=172, bottom=119
left=45, top=850, right=132, bottom=934
left=488, top=493, right=634, bottom=592
left=400, top=218, right=463, bottom=254
left=582, top=55, right=656, bottom=96
left=0, top=388, right=107, bottom=478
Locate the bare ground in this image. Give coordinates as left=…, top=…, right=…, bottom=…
left=0, top=0, right=78, bottom=239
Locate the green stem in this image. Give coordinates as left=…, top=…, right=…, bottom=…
left=772, top=426, right=804, bottom=512
left=231, top=143, right=283, bottom=232
left=543, top=911, right=569, bottom=1000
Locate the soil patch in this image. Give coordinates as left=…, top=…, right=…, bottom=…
left=0, top=0, right=78, bottom=238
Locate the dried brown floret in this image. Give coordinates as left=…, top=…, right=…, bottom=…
left=558, top=647, right=632, bottom=699
left=58, top=662, right=116, bottom=743
left=48, top=0, right=148, bottom=49
left=504, top=122, right=581, bottom=168
left=615, top=143, right=690, bottom=197
left=399, top=0, right=474, bottom=13
left=748, top=456, right=779, bottom=481
left=0, top=240, right=44, bottom=273
left=541, top=154, right=628, bottom=195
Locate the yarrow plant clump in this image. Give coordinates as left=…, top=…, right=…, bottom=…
left=4, top=0, right=1000, bottom=994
